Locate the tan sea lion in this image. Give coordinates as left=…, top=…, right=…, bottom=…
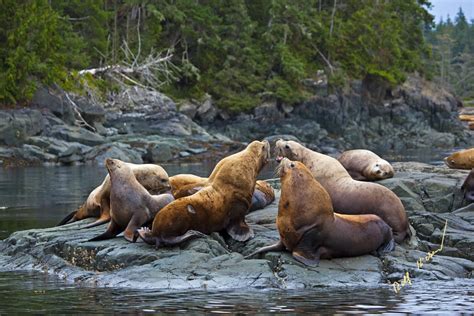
left=246, top=158, right=395, bottom=266
left=58, top=162, right=171, bottom=227
left=89, top=158, right=174, bottom=242
left=337, top=149, right=394, bottom=181
left=462, top=169, right=474, bottom=202
left=444, top=148, right=474, bottom=169
left=275, top=139, right=409, bottom=243
left=138, top=140, right=271, bottom=247
left=170, top=174, right=275, bottom=211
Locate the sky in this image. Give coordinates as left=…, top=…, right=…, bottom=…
left=429, top=0, right=474, bottom=22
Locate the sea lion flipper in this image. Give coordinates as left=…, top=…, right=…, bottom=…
left=57, top=210, right=77, bottom=226
left=161, top=230, right=207, bottom=246
left=226, top=220, right=254, bottom=242
left=292, top=249, right=320, bottom=267
left=88, top=220, right=123, bottom=242
left=123, top=213, right=148, bottom=243
left=376, top=237, right=395, bottom=256
left=245, top=240, right=285, bottom=259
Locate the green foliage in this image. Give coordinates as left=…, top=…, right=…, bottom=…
left=427, top=7, right=474, bottom=100
left=0, top=0, right=435, bottom=110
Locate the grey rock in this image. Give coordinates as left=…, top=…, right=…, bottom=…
left=14, top=144, right=56, bottom=162
left=145, top=142, right=174, bottom=163
left=84, top=143, right=143, bottom=165
left=0, top=110, right=45, bottom=146
left=178, top=101, right=199, bottom=119
left=48, top=125, right=105, bottom=146
left=31, top=86, right=75, bottom=125
left=196, top=97, right=218, bottom=123
left=179, top=151, right=191, bottom=158
left=188, top=147, right=207, bottom=154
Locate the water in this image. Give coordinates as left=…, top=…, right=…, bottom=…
left=0, top=271, right=472, bottom=314
left=1, top=157, right=473, bottom=313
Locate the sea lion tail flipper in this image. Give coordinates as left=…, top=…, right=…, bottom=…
left=292, top=248, right=321, bottom=267
left=226, top=220, right=255, bottom=242
left=137, top=227, right=159, bottom=247
left=57, top=210, right=77, bottom=226
left=87, top=221, right=123, bottom=242
left=161, top=230, right=207, bottom=246
left=376, top=237, right=396, bottom=256
left=244, top=240, right=284, bottom=259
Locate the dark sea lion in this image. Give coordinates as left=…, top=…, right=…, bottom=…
left=246, top=158, right=395, bottom=266
left=444, top=148, right=474, bottom=170
left=138, top=140, right=271, bottom=247
left=89, top=158, right=174, bottom=242
left=462, top=169, right=474, bottom=202
left=58, top=162, right=170, bottom=228
left=274, top=139, right=409, bottom=243
left=170, top=175, right=275, bottom=212
left=337, top=149, right=394, bottom=181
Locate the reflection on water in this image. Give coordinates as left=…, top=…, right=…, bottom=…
left=0, top=271, right=472, bottom=313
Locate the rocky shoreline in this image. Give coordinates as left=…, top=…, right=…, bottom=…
left=0, top=76, right=472, bottom=167
left=0, top=162, right=472, bottom=290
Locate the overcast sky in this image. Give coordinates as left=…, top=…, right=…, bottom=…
left=429, top=0, right=474, bottom=22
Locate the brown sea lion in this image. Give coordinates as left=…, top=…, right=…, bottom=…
left=138, top=140, right=271, bottom=247
left=462, top=169, right=474, bottom=202
left=89, top=158, right=174, bottom=242
left=170, top=174, right=275, bottom=212
left=246, top=158, right=395, bottom=266
left=337, top=149, right=394, bottom=181
left=274, top=139, right=409, bottom=243
left=444, top=148, right=474, bottom=169
left=58, top=162, right=171, bottom=227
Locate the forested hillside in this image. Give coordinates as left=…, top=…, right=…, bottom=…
left=0, top=0, right=441, bottom=110
left=427, top=8, right=474, bottom=102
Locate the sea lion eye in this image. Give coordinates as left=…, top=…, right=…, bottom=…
left=290, top=163, right=295, bottom=168
left=285, top=144, right=290, bottom=149
left=375, top=164, right=379, bottom=167
left=161, top=179, right=167, bottom=183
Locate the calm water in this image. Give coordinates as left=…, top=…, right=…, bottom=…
left=0, top=154, right=473, bottom=314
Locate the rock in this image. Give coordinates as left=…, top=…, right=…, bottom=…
left=14, top=144, right=56, bottom=163
left=48, top=125, right=105, bottom=146
left=144, top=142, right=174, bottom=163
left=73, top=97, right=106, bottom=125
left=188, top=147, right=207, bottom=155
left=179, top=151, right=191, bottom=158
left=84, top=143, right=143, bottom=165
left=0, top=109, right=45, bottom=146
left=178, top=101, right=199, bottom=119
left=31, top=86, right=75, bottom=125
left=195, top=96, right=218, bottom=123
left=254, top=102, right=284, bottom=122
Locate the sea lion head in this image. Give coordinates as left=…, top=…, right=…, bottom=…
left=105, top=158, right=124, bottom=173
left=274, top=139, right=304, bottom=162
left=277, top=157, right=312, bottom=182
left=136, top=165, right=171, bottom=194
left=247, top=140, right=271, bottom=167
left=369, top=161, right=394, bottom=180
left=444, top=150, right=473, bottom=169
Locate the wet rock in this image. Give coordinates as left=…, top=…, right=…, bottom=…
left=178, top=101, right=199, bottom=119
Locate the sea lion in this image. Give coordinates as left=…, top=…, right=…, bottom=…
left=249, top=180, right=276, bottom=212
left=58, top=162, right=171, bottom=227
left=337, top=149, right=394, bottom=181
left=444, top=148, right=474, bottom=169
left=462, top=169, right=474, bottom=202
left=246, top=158, right=395, bottom=266
left=138, top=140, right=271, bottom=247
left=89, top=158, right=174, bottom=242
left=170, top=174, right=275, bottom=211
left=274, top=139, right=409, bottom=243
